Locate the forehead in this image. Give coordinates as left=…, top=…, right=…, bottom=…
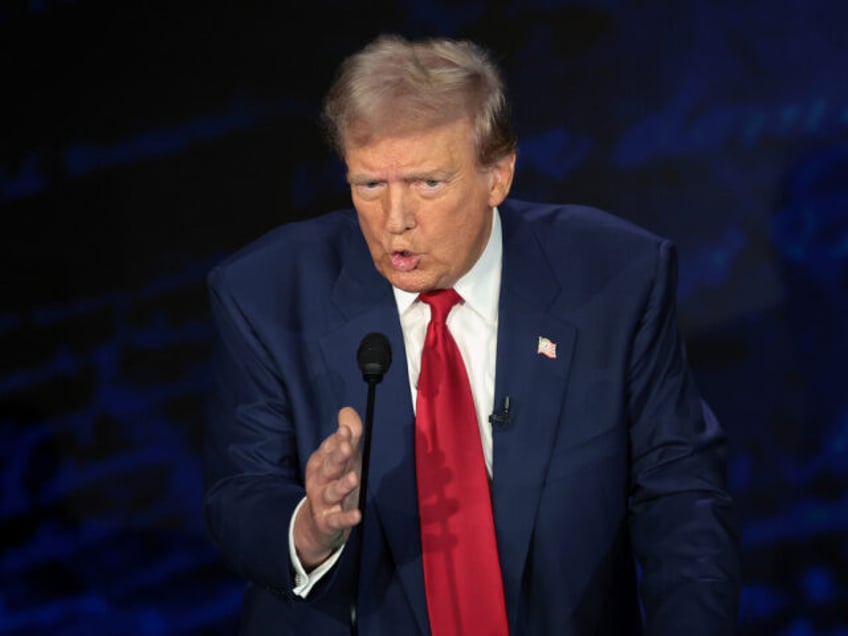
left=344, top=119, right=477, bottom=173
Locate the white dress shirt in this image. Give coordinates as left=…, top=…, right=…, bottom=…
left=391, top=207, right=502, bottom=477
left=290, top=208, right=503, bottom=595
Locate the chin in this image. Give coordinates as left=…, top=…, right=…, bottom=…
left=392, top=280, right=428, bottom=294
left=386, top=272, right=432, bottom=294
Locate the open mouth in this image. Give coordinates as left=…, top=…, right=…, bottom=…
left=390, top=250, right=420, bottom=272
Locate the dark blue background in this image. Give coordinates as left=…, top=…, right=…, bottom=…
left=2, top=1, right=846, bottom=633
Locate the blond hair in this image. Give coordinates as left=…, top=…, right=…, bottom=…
left=323, top=34, right=516, bottom=166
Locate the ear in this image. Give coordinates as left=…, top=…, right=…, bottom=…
left=486, top=152, right=517, bottom=207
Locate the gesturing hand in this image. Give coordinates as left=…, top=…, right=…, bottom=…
left=293, top=407, right=363, bottom=570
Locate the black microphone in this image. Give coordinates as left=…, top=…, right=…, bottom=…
left=352, top=333, right=391, bottom=631
left=489, top=395, right=512, bottom=430
left=356, top=332, right=391, bottom=514
left=357, top=332, right=392, bottom=385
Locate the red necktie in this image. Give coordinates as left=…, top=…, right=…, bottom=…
left=415, top=289, right=509, bottom=636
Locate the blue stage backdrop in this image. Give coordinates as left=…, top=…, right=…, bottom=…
left=2, top=1, right=846, bottom=634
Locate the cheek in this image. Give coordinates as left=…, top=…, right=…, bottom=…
left=356, top=207, right=382, bottom=240
left=424, top=211, right=462, bottom=250
left=429, top=213, right=478, bottom=268
left=452, top=207, right=488, bottom=243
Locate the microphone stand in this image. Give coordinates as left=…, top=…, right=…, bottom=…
left=357, top=376, right=377, bottom=521
left=351, top=376, right=376, bottom=635
left=351, top=333, right=391, bottom=634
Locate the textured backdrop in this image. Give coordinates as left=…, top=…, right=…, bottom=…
left=2, top=1, right=847, bottom=634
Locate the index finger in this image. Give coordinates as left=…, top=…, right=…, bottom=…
left=337, top=406, right=363, bottom=449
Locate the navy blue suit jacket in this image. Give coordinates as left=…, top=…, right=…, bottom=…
left=204, top=199, right=741, bottom=634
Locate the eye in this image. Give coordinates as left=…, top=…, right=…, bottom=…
left=416, top=179, right=443, bottom=192
left=352, top=180, right=384, bottom=198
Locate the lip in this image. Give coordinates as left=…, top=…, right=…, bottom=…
left=389, top=249, right=421, bottom=272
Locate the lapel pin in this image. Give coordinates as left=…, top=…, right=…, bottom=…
left=537, top=336, right=557, bottom=359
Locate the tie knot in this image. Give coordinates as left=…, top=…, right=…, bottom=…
left=419, top=288, right=463, bottom=325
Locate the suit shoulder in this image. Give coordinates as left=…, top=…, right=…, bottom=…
left=208, top=209, right=358, bottom=292
left=499, top=198, right=678, bottom=312
left=504, top=199, right=662, bottom=246
left=501, top=199, right=669, bottom=267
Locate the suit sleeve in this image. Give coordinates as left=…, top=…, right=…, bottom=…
left=626, top=240, right=742, bottom=634
left=203, top=265, right=305, bottom=596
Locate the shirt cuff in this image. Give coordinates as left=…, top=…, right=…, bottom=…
left=288, top=497, right=346, bottom=597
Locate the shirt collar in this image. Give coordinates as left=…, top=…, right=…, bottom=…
left=392, top=207, right=502, bottom=325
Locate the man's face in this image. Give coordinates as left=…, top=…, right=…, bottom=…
left=345, top=118, right=515, bottom=293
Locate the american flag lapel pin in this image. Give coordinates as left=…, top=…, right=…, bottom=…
left=537, top=336, right=557, bottom=359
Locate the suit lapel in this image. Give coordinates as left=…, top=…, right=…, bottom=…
left=492, top=204, right=576, bottom=627
left=318, top=224, right=429, bottom=635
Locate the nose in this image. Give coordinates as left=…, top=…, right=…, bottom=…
left=384, top=183, right=416, bottom=234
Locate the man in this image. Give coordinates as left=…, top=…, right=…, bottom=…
left=204, top=35, right=741, bottom=634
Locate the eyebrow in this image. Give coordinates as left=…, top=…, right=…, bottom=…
left=347, top=169, right=455, bottom=184
left=346, top=173, right=381, bottom=185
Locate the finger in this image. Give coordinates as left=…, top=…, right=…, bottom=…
left=317, top=423, right=348, bottom=459
left=305, top=447, right=340, bottom=487
left=322, top=507, right=362, bottom=532
left=319, top=410, right=362, bottom=478
left=313, top=427, right=354, bottom=482
left=338, top=407, right=363, bottom=451
left=293, top=499, right=360, bottom=567
left=323, top=470, right=359, bottom=506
